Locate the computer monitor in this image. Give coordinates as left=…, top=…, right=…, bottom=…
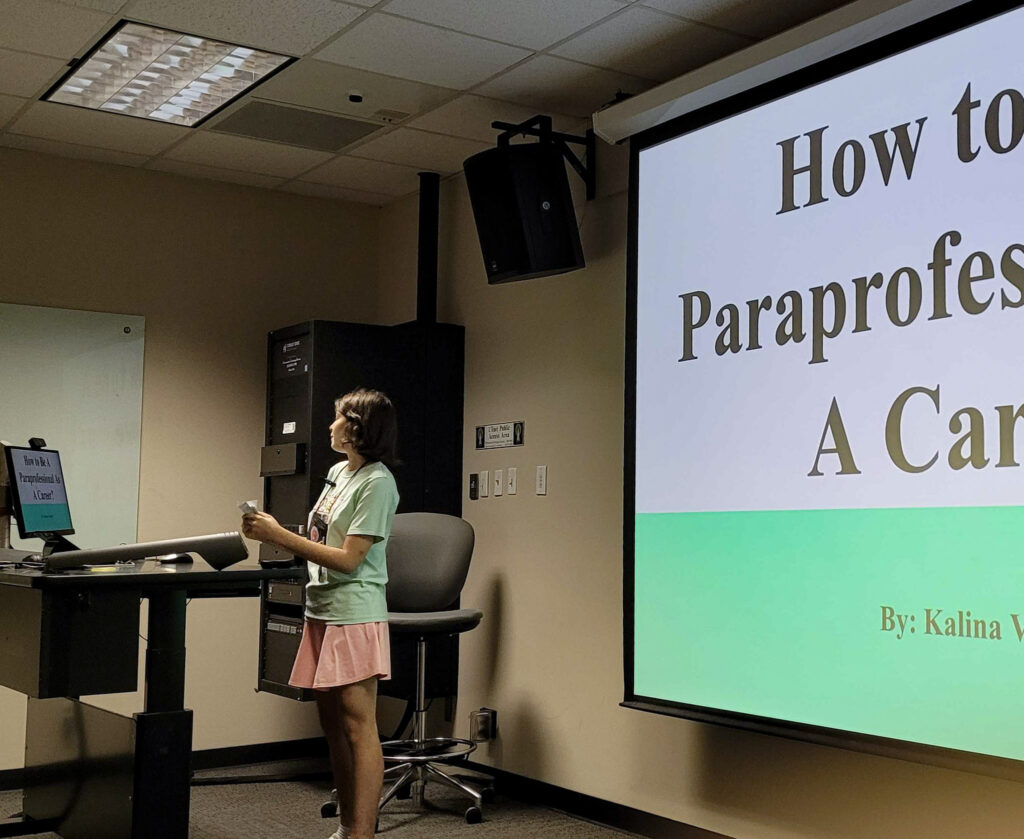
left=3, top=445, right=74, bottom=541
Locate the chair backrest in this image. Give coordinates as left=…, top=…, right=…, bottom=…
left=385, top=513, right=475, bottom=613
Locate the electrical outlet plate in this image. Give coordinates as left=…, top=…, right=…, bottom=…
left=470, top=707, right=498, bottom=742
left=507, top=467, right=517, bottom=495
left=494, top=468, right=503, bottom=497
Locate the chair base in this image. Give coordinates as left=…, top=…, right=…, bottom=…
left=380, top=758, right=491, bottom=824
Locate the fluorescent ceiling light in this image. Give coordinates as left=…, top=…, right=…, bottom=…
left=45, top=21, right=291, bottom=127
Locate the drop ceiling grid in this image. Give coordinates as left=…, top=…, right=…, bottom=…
left=162, top=131, right=336, bottom=178
left=250, top=60, right=457, bottom=125
left=0, top=0, right=858, bottom=203
left=121, top=0, right=371, bottom=54
left=8, top=101, right=190, bottom=154
left=55, top=0, right=128, bottom=13
left=552, top=4, right=753, bottom=82
left=0, top=0, right=114, bottom=58
left=405, top=94, right=583, bottom=143
left=0, top=131, right=151, bottom=166
left=0, top=49, right=70, bottom=98
left=377, top=0, right=630, bottom=50
left=0, top=94, right=31, bottom=128
left=314, top=14, right=533, bottom=90
left=293, top=153, right=423, bottom=196
left=346, top=127, right=490, bottom=173
left=147, top=157, right=288, bottom=189
left=639, top=0, right=848, bottom=40
left=281, top=180, right=394, bottom=206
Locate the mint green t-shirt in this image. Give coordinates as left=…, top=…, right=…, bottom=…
left=304, top=460, right=399, bottom=624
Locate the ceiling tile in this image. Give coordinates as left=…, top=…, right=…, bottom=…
left=8, top=100, right=188, bottom=154
left=123, top=0, right=366, bottom=54
left=0, top=94, right=28, bottom=126
left=0, top=132, right=150, bottom=166
left=382, top=0, right=626, bottom=50
left=316, top=14, right=530, bottom=90
left=59, top=0, right=125, bottom=11
left=0, top=0, right=112, bottom=58
left=0, top=49, right=68, bottom=98
left=281, top=180, right=391, bottom=206
left=163, top=131, right=333, bottom=178
left=348, top=127, right=488, bottom=174
left=299, top=155, right=421, bottom=197
left=641, top=0, right=850, bottom=40
left=146, top=158, right=287, bottom=189
left=408, top=94, right=583, bottom=143
left=553, top=6, right=750, bottom=82
left=255, top=60, right=454, bottom=123
left=477, top=55, right=652, bottom=118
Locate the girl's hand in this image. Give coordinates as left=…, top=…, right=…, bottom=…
left=241, top=512, right=286, bottom=545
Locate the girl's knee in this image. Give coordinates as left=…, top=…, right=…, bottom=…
left=339, top=710, right=377, bottom=745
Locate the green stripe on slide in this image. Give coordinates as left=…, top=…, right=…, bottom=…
left=634, top=506, right=1024, bottom=761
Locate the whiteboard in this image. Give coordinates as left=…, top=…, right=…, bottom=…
left=0, top=303, right=144, bottom=550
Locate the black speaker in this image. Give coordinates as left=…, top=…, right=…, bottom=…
left=463, top=143, right=585, bottom=284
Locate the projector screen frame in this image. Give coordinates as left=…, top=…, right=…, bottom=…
left=622, top=0, right=1024, bottom=780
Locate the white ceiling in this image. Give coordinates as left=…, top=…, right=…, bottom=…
left=0, top=0, right=852, bottom=205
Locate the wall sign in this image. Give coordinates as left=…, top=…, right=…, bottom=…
left=475, top=421, right=524, bottom=450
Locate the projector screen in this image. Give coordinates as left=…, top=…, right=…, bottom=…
left=626, top=0, right=1024, bottom=771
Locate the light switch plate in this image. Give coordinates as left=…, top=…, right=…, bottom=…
left=480, top=470, right=489, bottom=498
left=507, top=467, right=517, bottom=495
left=494, top=468, right=503, bottom=497
left=536, top=465, right=547, bottom=495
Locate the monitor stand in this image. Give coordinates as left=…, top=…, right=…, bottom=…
left=39, top=532, right=79, bottom=556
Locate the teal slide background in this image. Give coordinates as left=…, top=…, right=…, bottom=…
left=20, top=503, right=72, bottom=533
left=634, top=507, right=1024, bottom=761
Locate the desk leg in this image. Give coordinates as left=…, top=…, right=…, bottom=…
left=138, top=590, right=192, bottom=839
left=145, top=591, right=187, bottom=713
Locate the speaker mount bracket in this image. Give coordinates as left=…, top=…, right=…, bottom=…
left=490, top=115, right=596, bottom=201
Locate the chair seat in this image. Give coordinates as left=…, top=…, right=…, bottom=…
left=388, top=608, right=482, bottom=636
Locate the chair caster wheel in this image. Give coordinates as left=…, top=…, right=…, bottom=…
left=320, top=802, right=338, bottom=818
left=480, top=786, right=496, bottom=804
left=465, top=806, right=483, bottom=824
left=396, top=783, right=411, bottom=800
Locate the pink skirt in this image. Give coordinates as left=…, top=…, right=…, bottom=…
left=288, top=619, right=391, bottom=690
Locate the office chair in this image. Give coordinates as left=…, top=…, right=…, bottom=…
left=378, top=512, right=490, bottom=824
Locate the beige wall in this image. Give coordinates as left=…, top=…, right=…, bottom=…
left=0, top=147, right=380, bottom=770
left=5, top=141, right=1024, bottom=838
left=375, top=145, right=1024, bottom=839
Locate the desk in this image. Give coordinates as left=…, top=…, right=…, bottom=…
left=0, top=557, right=303, bottom=839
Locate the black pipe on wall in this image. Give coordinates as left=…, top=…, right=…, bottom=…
left=416, top=171, right=440, bottom=324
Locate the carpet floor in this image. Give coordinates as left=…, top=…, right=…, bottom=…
left=1, top=759, right=636, bottom=838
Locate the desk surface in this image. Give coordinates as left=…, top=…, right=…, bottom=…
left=0, top=556, right=304, bottom=591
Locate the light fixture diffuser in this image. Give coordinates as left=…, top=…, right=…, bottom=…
left=45, top=22, right=292, bottom=127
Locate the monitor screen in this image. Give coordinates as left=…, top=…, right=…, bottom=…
left=626, top=0, right=1024, bottom=772
left=4, top=446, right=74, bottom=538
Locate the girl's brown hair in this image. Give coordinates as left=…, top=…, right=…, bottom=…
left=334, top=388, right=399, bottom=467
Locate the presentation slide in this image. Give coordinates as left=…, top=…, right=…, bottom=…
left=631, top=3, right=1024, bottom=762
left=9, top=448, right=72, bottom=534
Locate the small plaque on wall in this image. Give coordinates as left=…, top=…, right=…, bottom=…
left=475, top=421, right=524, bottom=450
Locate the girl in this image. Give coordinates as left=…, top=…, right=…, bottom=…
left=243, top=388, right=399, bottom=839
